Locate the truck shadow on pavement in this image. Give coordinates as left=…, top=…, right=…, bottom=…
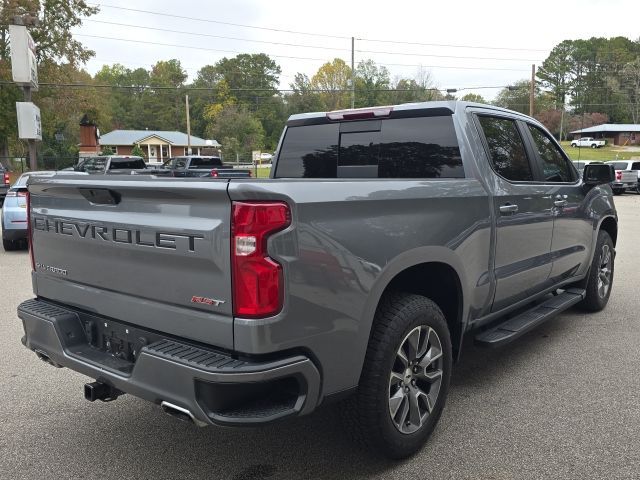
left=32, top=309, right=590, bottom=480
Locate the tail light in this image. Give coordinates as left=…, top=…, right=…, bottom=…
left=616, top=171, right=622, bottom=181
left=3, top=172, right=9, bottom=185
left=210, top=168, right=219, bottom=178
left=27, top=191, right=35, bottom=271
left=231, top=201, right=291, bottom=318
left=6, top=190, right=27, bottom=197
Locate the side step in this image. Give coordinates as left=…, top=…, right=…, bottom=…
left=474, top=288, right=585, bottom=348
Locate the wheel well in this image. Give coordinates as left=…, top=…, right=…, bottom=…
left=600, top=217, right=618, bottom=246
left=380, top=262, right=463, bottom=358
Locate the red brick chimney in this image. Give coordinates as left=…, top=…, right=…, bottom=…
left=78, top=114, right=100, bottom=156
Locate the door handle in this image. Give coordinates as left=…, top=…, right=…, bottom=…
left=499, top=203, right=519, bottom=214
left=554, top=194, right=568, bottom=208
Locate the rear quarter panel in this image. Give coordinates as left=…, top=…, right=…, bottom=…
left=228, top=177, right=491, bottom=396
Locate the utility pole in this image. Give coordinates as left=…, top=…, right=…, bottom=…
left=558, top=103, right=565, bottom=141
left=351, top=37, right=355, bottom=109
left=529, top=64, right=536, bottom=117
left=185, top=94, right=191, bottom=155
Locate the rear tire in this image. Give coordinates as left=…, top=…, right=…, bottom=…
left=3, top=238, right=16, bottom=251
left=571, top=143, right=577, bottom=148
left=344, top=293, right=452, bottom=459
left=591, top=144, right=597, bottom=149
left=613, top=188, right=623, bottom=195
left=578, top=230, right=614, bottom=312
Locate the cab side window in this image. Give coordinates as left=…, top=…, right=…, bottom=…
left=478, top=116, right=533, bottom=181
left=528, top=125, right=575, bottom=182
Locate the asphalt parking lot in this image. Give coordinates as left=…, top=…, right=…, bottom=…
left=1, top=196, right=640, bottom=480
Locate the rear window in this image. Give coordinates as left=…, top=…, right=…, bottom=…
left=610, top=162, right=629, bottom=170
left=188, top=157, right=222, bottom=168
left=275, top=116, right=464, bottom=179
left=109, top=158, right=146, bottom=169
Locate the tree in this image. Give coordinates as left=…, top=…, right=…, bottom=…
left=310, top=58, right=351, bottom=110
left=460, top=93, right=487, bottom=104
left=205, top=104, right=264, bottom=161
left=212, top=53, right=281, bottom=104
left=354, top=59, right=390, bottom=108
left=131, top=144, right=146, bottom=158
left=493, top=80, right=553, bottom=115
left=99, top=146, right=114, bottom=155
left=0, top=0, right=98, bottom=157
left=147, top=59, right=187, bottom=131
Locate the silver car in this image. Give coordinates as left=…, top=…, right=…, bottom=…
left=1, top=171, right=87, bottom=250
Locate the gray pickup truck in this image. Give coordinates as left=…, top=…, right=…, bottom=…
left=18, top=101, right=617, bottom=459
left=161, top=155, right=252, bottom=178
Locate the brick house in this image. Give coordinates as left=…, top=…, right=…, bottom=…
left=97, top=130, right=221, bottom=162
left=570, top=124, right=640, bottom=146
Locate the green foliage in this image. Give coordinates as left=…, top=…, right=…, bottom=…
left=537, top=37, right=640, bottom=122
left=131, top=144, right=146, bottom=158
left=206, top=104, right=264, bottom=161
left=460, top=93, right=487, bottom=104
left=99, top=146, right=114, bottom=155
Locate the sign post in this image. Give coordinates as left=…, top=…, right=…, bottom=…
left=10, top=20, right=40, bottom=170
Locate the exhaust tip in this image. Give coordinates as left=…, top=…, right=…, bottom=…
left=34, top=349, right=62, bottom=368
left=161, top=401, right=206, bottom=427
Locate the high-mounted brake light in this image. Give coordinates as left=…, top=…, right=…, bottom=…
left=231, top=201, right=291, bottom=318
left=327, top=106, right=393, bottom=121
left=27, top=191, right=35, bottom=272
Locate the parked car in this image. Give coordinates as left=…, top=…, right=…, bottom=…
left=2, top=171, right=87, bottom=250
left=0, top=164, right=10, bottom=205
left=572, top=160, right=601, bottom=177
left=19, top=101, right=617, bottom=459
left=570, top=137, right=606, bottom=148
left=607, top=161, right=638, bottom=195
left=161, top=156, right=252, bottom=178
left=607, top=160, right=640, bottom=193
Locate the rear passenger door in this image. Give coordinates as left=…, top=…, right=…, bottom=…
left=523, top=123, right=592, bottom=285
left=476, top=115, right=555, bottom=312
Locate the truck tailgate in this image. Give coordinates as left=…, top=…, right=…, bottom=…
left=28, top=176, right=234, bottom=349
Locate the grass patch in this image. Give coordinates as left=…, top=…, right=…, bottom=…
left=560, top=141, right=638, bottom=161
left=254, top=167, right=271, bottom=178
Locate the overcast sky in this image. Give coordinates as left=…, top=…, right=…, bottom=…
left=75, top=0, right=640, bottom=101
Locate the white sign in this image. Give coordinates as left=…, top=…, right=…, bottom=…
left=9, top=24, right=39, bottom=90
left=16, top=102, right=42, bottom=141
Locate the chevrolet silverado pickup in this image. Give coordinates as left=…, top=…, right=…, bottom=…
left=18, top=101, right=618, bottom=459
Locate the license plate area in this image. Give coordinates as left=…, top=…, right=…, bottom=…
left=82, top=318, right=163, bottom=365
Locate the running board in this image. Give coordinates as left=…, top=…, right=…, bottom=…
left=474, top=288, right=585, bottom=348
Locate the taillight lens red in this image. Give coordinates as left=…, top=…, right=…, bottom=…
left=232, top=201, right=291, bottom=318
left=27, top=191, right=35, bottom=271
left=210, top=168, right=219, bottom=177
left=616, top=171, right=622, bottom=180
left=3, top=173, right=9, bottom=185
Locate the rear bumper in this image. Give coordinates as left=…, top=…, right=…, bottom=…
left=18, top=298, right=321, bottom=426
left=611, top=182, right=636, bottom=189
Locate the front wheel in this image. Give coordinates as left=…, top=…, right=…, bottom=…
left=571, top=143, right=577, bottom=148
left=578, top=230, right=614, bottom=312
left=344, top=293, right=452, bottom=459
left=591, top=144, right=597, bottom=149
left=613, top=188, right=624, bottom=195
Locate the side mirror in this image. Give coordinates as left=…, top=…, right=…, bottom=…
left=583, top=163, right=614, bottom=185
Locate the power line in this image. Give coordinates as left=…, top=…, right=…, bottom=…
left=357, top=37, right=549, bottom=52
left=89, top=3, right=350, bottom=39
left=76, top=34, right=343, bottom=63
left=84, top=19, right=350, bottom=52
left=357, top=49, right=542, bottom=62
left=89, top=2, right=552, bottom=55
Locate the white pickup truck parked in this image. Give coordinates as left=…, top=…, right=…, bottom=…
left=609, top=161, right=640, bottom=194
left=570, top=137, right=606, bottom=149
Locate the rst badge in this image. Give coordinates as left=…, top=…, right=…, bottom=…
left=191, top=296, right=225, bottom=307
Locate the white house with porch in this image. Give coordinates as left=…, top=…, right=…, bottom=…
left=97, top=130, right=221, bottom=162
